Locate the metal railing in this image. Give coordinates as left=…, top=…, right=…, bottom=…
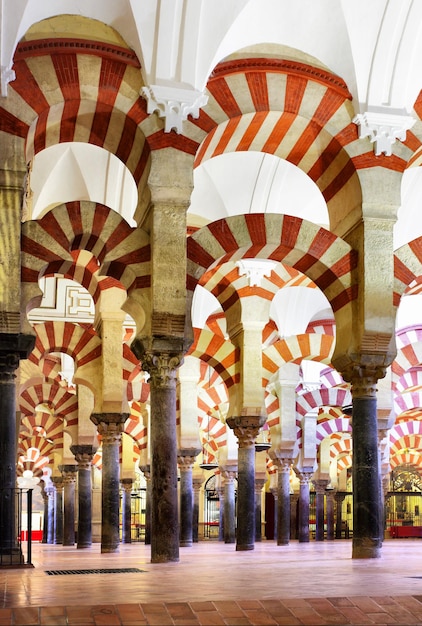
left=0, top=488, right=33, bottom=567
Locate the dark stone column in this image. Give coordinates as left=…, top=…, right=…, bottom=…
left=46, top=484, right=55, bottom=544
left=276, top=459, right=292, bottom=545
left=135, top=348, right=183, bottom=563
left=178, top=449, right=200, bottom=547
left=140, top=465, right=151, bottom=545
left=254, top=477, right=266, bottom=542
left=227, top=415, right=265, bottom=551
left=41, top=485, right=48, bottom=543
left=192, top=478, right=202, bottom=543
left=314, top=479, right=328, bottom=541
left=0, top=333, right=34, bottom=559
left=290, top=493, right=298, bottom=539
left=326, top=488, right=335, bottom=540
left=91, top=414, right=127, bottom=554
left=60, top=465, right=77, bottom=546
left=71, top=444, right=96, bottom=549
left=296, top=470, right=313, bottom=543
left=335, top=492, right=346, bottom=539
left=270, top=487, right=278, bottom=540
left=52, top=477, right=63, bottom=544
left=348, top=370, right=383, bottom=558
left=221, top=468, right=237, bottom=544
left=121, top=478, right=133, bottom=544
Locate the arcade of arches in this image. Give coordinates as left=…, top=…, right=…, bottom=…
left=2, top=2, right=422, bottom=565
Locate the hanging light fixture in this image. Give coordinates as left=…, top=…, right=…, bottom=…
left=255, top=421, right=271, bottom=452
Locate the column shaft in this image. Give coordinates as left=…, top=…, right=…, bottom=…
left=121, top=479, right=133, bottom=544
left=178, top=452, right=198, bottom=547
left=71, top=445, right=96, bottom=549
left=352, top=393, right=381, bottom=558
left=277, top=462, right=291, bottom=545
left=60, top=466, right=77, bottom=546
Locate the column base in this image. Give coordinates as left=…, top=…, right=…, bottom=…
left=77, top=543, right=91, bottom=549
left=151, top=555, right=180, bottom=563
left=277, top=540, right=289, bottom=546
left=352, top=538, right=381, bottom=559
left=180, top=540, right=192, bottom=547
left=236, top=543, right=254, bottom=551
left=101, top=546, right=120, bottom=554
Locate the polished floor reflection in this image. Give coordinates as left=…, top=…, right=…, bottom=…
left=0, top=538, right=422, bottom=624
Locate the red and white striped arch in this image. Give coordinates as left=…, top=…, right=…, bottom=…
left=296, top=387, right=352, bottom=418
left=19, top=382, right=77, bottom=423
left=390, top=420, right=422, bottom=450
left=187, top=328, right=238, bottom=389
left=392, top=341, right=422, bottom=381
left=316, top=417, right=351, bottom=443
left=29, top=321, right=102, bottom=371
left=263, top=334, right=335, bottom=385
left=394, top=391, right=422, bottom=416
left=8, top=38, right=151, bottom=193
left=394, top=239, right=422, bottom=307
left=22, top=201, right=151, bottom=299
left=394, top=368, right=422, bottom=393
left=187, top=214, right=356, bottom=326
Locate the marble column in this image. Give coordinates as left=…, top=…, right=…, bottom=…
left=326, top=488, right=335, bottom=540
left=41, top=486, right=48, bottom=543
left=140, top=465, right=151, bottom=545
left=254, top=477, right=266, bottom=542
left=192, top=478, right=202, bottom=543
left=70, top=444, right=96, bottom=549
left=335, top=492, right=346, bottom=539
left=177, top=449, right=199, bottom=547
left=270, top=487, right=278, bottom=540
left=218, top=487, right=225, bottom=541
left=60, top=465, right=77, bottom=546
left=0, top=334, right=34, bottom=558
left=46, top=484, right=55, bottom=544
left=136, top=349, right=183, bottom=563
left=276, top=459, right=292, bottom=545
left=52, top=477, right=64, bottom=545
left=91, top=414, right=127, bottom=554
left=290, top=493, right=298, bottom=540
left=349, top=371, right=383, bottom=558
left=313, top=479, right=328, bottom=541
left=227, top=415, right=265, bottom=551
left=121, top=478, right=133, bottom=544
left=296, top=470, right=313, bottom=543
left=221, top=468, right=237, bottom=544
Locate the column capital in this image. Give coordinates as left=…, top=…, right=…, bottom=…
left=139, top=464, right=151, bottom=480
left=295, top=469, right=314, bottom=485
left=313, top=479, right=329, bottom=494
left=51, top=477, right=64, bottom=490
left=177, top=448, right=200, bottom=468
left=70, top=444, right=96, bottom=468
left=121, top=478, right=133, bottom=494
left=340, top=363, right=387, bottom=398
left=220, top=467, right=237, bottom=482
left=59, top=465, right=77, bottom=484
left=226, top=414, right=266, bottom=449
left=91, top=413, right=128, bottom=443
left=0, top=332, right=35, bottom=380
left=132, top=340, right=185, bottom=388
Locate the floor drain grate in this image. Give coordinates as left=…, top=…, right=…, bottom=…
left=45, top=568, right=145, bottom=575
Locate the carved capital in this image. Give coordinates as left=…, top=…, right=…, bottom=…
left=227, top=414, right=266, bottom=448
left=295, top=470, right=314, bottom=485
left=59, top=465, right=77, bottom=485
left=0, top=333, right=35, bottom=381
left=340, top=364, right=386, bottom=398
left=121, top=478, right=133, bottom=494
left=178, top=448, right=200, bottom=469
left=139, top=464, right=151, bottom=480
left=313, top=479, right=329, bottom=494
left=91, top=413, right=128, bottom=444
left=70, top=444, right=96, bottom=469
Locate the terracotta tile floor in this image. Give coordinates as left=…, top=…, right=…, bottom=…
left=0, top=538, right=422, bottom=624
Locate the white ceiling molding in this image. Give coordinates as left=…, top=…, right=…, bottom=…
left=141, top=84, right=208, bottom=133
left=236, top=259, right=277, bottom=287
left=353, top=111, right=415, bottom=156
